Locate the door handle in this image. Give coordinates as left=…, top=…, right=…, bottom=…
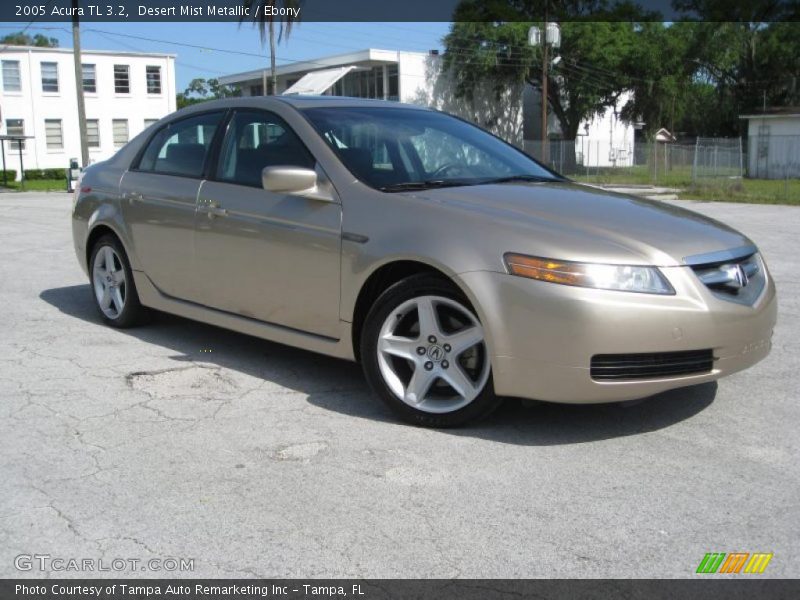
left=127, top=191, right=143, bottom=202
left=205, top=201, right=228, bottom=218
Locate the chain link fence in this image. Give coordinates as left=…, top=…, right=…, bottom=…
left=523, top=137, right=758, bottom=185
left=692, top=137, right=744, bottom=182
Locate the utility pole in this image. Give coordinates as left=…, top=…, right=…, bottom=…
left=529, top=14, right=559, bottom=166
left=541, top=7, right=549, bottom=164
left=72, top=0, right=89, bottom=167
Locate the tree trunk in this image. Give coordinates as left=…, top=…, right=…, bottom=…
left=269, top=20, right=277, bottom=95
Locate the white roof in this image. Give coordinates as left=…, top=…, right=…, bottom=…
left=282, top=66, right=357, bottom=96
left=0, top=45, right=175, bottom=59
left=218, top=48, right=425, bottom=85
left=740, top=113, right=800, bottom=120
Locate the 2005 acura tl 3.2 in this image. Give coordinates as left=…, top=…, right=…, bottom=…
left=72, top=97, right=777, bottom=426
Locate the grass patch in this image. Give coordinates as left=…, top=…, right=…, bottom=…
left=573, top=166, right=695, bottom=188
left=679, top=178, right=800, bottom=205
left=573, top=168, right=800, bottom=205
left=0, top=179, right=68, bottom=192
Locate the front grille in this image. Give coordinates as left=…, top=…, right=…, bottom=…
left=590, top=349, right=714, bottom=381
left=686, top=247, right=765, bottom=306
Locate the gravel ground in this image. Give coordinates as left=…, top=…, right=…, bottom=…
left=1, top=192, right=798, bottom=578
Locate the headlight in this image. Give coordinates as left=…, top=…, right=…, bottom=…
left=503, top=253, right=674, bottom=295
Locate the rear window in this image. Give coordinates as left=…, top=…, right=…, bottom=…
left=137, top=112, right=225, bottom=178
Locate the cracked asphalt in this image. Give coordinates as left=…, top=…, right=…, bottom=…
left=1, top=192, right=798, bottom=578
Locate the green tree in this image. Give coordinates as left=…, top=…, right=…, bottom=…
left=442, top=0, right=654, bottom=141
left=668, top=2, right=800, bottom=135
left=617, top=22, right=697, bottom=138
left=240, top=0, right=301, bottom=95
left=176, top=78, right=241, bottom=109
left=443, top=20, right=638, bottom=140
left=0, top=32, right=59, bottom=47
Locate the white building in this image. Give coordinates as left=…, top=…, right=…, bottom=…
left=219, top=48, right=634, bottom=169
left=219, top=48, right=527, bottom=146
left=740, top=109, right=800, bottom=179
left=0, top=46, right=176, bottom=179
left=573, top=91, right=636, bottom=168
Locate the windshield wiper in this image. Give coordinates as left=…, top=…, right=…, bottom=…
left=477, top=175, right=558, bottom=185
left=378, top=180, right=477, bottom=192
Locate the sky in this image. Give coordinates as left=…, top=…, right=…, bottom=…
left=0, top=21, right=452, bottom=90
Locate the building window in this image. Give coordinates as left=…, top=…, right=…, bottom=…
left=45, top=119, right=63, bottom=150
left=86, top=119, right=100, bottom=148
left=330, top=66, right=387, bottom=100
left=6, top=119, right=25, bottom=150
left=114, top=65, right=130, bottom=93
left=2, top=60, right=21, bottom=92
left=82, top=64, right=96, bottom=93
left=146, top=66, right=161, bottom=94
left=387, top=65, right=398, bottom=101
left=113, top=119, right=129, bottom=148
left=41, top=62, right=59, bottom=93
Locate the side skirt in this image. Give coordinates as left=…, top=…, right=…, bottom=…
left=133, top=270, right=356, bottom=361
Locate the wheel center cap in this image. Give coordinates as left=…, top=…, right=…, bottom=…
left=427, top=344, right=445, bottom=362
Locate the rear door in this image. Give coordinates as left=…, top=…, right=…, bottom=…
left=120, top=111, right=226, bottom=301
left=193, top=108, right=342, bottom=338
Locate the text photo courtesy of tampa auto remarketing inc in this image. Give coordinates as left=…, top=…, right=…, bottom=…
left=0, top=0, right=798, bottom=599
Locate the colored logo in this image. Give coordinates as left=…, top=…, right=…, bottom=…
left=696, top=552, right=773, bottom=574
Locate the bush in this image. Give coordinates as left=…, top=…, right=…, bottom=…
left=0, top=169, right=17, bottom=182
left=43, top=168, right=67, bottom=179
left=23, top=168, right=66, bottom=180
left=22, top=168, right=44, bottom=180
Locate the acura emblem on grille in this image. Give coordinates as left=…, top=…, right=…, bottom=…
left=723, top=264, right=749, bottom=288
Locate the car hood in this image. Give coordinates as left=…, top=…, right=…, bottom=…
left=408, top=181, right=752, bottom=266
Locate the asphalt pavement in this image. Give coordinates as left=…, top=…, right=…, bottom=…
left=1, top=192, right=797, bottom=578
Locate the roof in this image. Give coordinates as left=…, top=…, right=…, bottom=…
left=218, top=48, right=427, bottom=85
left=654, top=127, right=677, bottom=142
left=171, top=95, right=430, bottom=117
left=740, top=107, right=800, bottom=119
left=0, top=45, right=176, bottom=59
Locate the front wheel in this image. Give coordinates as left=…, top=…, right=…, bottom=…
left=360, top=274, right=499, bottom=427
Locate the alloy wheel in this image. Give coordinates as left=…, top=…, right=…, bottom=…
left=92, top=245, right=127, bottom=319
left=376, top=295, right=490, bottom=414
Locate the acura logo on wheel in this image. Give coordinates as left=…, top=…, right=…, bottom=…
left=427, top=345, right=444, bottom=362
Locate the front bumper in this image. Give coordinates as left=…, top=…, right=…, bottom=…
left=457, top=264, right=777, bottom=403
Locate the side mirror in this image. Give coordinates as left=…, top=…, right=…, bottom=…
left=261, top=166, right=317, bottom=194
left=262, top=166, right=337, bottom=203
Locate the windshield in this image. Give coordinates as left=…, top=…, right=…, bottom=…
left=302, top=106, right=561, bottom=191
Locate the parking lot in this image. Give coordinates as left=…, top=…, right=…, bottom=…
left=1, top=191, right=798, bottom=578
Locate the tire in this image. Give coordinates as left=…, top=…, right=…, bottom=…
left=360, top=274, right=500, bottom=427
left=89, top=234, right=148, bottom=328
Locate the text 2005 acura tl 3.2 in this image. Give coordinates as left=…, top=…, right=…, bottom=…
left=72, top=97, right=776, bottom=426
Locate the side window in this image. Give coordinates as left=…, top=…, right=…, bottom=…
left=137, top=112, right=224, bottom=178
left=216, top=110, right=315, bottom=188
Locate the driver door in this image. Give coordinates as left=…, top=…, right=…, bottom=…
left=193, top=109, right=342, bottom=339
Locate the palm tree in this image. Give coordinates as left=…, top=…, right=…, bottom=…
left=240, top=0, right=301, bottom=95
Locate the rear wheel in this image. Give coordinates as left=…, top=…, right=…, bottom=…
left=89, top=235, right=147, bottom=328
left=360, top=274, right=499, bottom=427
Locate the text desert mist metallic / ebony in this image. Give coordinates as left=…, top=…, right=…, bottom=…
left=71, top=96, right=776, bottom=426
